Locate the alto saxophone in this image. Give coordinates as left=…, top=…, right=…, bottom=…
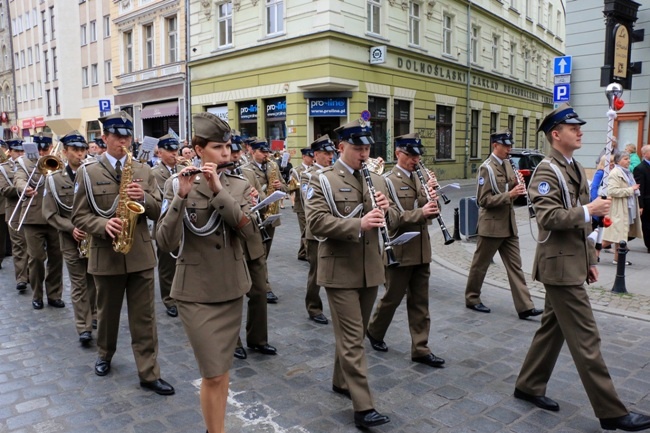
left=112, top=146, right=145, bottom=254
left=263, top=157, right=281, bottom=219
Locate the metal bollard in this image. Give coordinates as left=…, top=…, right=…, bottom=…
left=453, top=207, right=461, bottom=241
left=611, top=240, right=628, bottom=294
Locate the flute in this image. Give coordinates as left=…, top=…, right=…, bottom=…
left=180, top=162, right=235, bottom=177
left=414, top=166, right=455, bottom=245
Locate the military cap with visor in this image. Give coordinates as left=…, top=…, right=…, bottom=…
left=301, top=147, right=314, bottom=157
left=94, top=137, right=106, bottom=148
left=310, top=134, right=337, bottom=153
left=490, top=128, right=515, bottom=146
left=537, top=103, right=586, bottom=134
left=395, top=133, right=424, bottom=155
left=250, top=138, right=271, bottom=152
left=6, top=138, right=24, bottom=151
left=157, top=134, right=180, bottom=151
left=334, top=119, right=374, bottom=145
left=99, top=111, right=134, bottom=136
left=230, top=130, right=243, bottom=152
left=61, top=131, right=89, bottom=149
left=32, top=132, right=53, bottom=150
left=192, top=112, right=232, bottom=143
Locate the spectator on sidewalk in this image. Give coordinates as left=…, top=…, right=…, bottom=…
left=633, top=145, right=650, bottom=254
left=626, top=143, right=641, bottom=173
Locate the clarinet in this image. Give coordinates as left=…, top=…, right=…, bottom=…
left=418, top=162, right=450, bottom=204
left=509, top=158, right=536, bottom=218
left=414, top=166, right=455, bottom=245
left=360, top=162, right=399, bottom=268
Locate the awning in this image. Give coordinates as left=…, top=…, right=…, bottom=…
left=45, top=119, right=82, bottom=136
left=141, top=101, right=179, bottom=119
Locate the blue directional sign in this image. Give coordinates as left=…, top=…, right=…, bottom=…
left=98, top=99, right=111, bottom=112
left=553, top=56, right=572, bottom=76
left=553, top=83, right=571, bottom=103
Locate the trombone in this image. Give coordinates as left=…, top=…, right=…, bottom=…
left=8, top=154, right=64, bottom=231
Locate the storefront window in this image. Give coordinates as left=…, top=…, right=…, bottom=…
left=87, top=120, right=101, bottom=142
left=265, top=97, right=286, bottom=143
left=470, top=109, right=480, bottom=159
left=436, top=105, right=453, bottom=160
left=238, top=100, right=257, bottom=139
left=368, top=96, right=388, bottom=160
left=393, top=99, right=410, bottom=138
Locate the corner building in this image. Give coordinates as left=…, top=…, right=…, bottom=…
left=189, top=0, right=564, bottom=179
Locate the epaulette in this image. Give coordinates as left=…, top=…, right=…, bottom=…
left=320, top=166, right=335, bottom=173
left=82, top=158, right=99, bottom=166
left=225, top=172, right=246, bottom=181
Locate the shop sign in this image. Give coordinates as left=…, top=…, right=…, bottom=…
left=309, top=97, right=347, bottom=117
left=266, top=99, right=286, bottom=119
left=34, top=116, right=45, bottom=127
left=239, top=102, right=258, bottom=121
left=208, top=105, right=229, bottom=122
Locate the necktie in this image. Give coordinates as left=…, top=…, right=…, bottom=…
left=353, top=170, right=363, bottom=186
left=170, top=166, right=176, bottom=175
left=115, top=160, right=122, bottom=181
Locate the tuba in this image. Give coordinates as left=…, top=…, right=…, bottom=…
left=112, top=146, right=145, bottom=254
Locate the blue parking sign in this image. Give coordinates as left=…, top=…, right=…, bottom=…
left=553, top=84, right=570, bottom=103
left=99, top=99, right=111, bottom=112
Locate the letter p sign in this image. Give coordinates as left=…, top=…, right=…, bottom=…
left=553, top=84, right=570, bottom=103
left=98, top=99, right=111, bottom=112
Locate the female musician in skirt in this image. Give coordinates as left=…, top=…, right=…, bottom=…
left=156, top=112, right=253, bottom=433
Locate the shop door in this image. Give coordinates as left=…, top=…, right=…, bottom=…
left=313, top=117, right=341, bottom=142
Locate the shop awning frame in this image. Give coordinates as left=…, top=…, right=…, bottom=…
left=141, top=101, right=179, bottom=119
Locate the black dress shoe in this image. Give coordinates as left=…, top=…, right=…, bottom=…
left=367, top=331, right=388, bottom=352
left=47, top=299, right=65, bottom=308
left=16, top=282, right=27, bottom=292
left=234, top=347, right=247, bottom=359
left=166, top=306, right=178, bottom=317
left=92, top=319, right=98, bottom=330
left=514, top=388, right=559, bottom=411
left=247, top=344, right=277, bottom=355
left=95, top=359, right=111, bottom=376
left=266, top=291, right=278, bottom=304
left=79, top=331, right=92, bottom=346
left=309, top=313, right=329, bottom=325
left=354, top=409, right=390, bottom=428
left=412, top=353, right=446, bottom=368
left=600, top=412, right=650, bottom=431
left=332, top=385, right=351, bottom=399
left=140, top=378, right=175, bottom=395
left=518, top=308, right=543, bottom=320
left=467, top=303, right=491, bottom=313
left=297, top=255, right=307, bottom=262
left=32, top=299, right=44, bottom=310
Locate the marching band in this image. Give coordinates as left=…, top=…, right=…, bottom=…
left=3, top=105, right=650, bottom=432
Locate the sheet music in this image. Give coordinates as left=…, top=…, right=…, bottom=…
left=261, top=214, right=281, bottom=227
left=139, top=136, right=159, bottom=162
left=23, top=142, right=38, bottom=161
left=438, top=183, right=461, bottom=192
left=250, top=190, right=287, bottom=213
left=387, top=231, right=420, bottom=246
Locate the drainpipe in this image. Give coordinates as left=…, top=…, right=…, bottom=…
left=7, top=2, right=18, bottom=137
left=184, top=0, right=191, bottom=139
left=464, top=0, right=472, bottom=179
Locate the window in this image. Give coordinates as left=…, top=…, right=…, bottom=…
left=436, top=105, right=453, bottom=160
left=470, top=110, right=480, bottom=158
left=54, top=87, right=59, bottom=114
left=367, top=0, right=380, bottom=34
left=490, top=112, right=499, bottom=134
left=16, top=15, right=22, bottom=33
left=105, top=60, right=112, bottom=82
left=11, top=19, right=16, bottom=36
left=217, top=3, right=233, bottom=48
left=41, top=11, right=47, bottom=43
left=409, top=2, right=420, bottom=46
left=49, top=6, right=55, bottom=40
left=16, top=86, right=21, bottom=103
left=13, top=53, right=18, bottom=70
left=522, top=117, right=529, bottom=148
left=29, top=83, right=34, bottom=100
left=37, top=81, right=42, bottom=97
left=2, top=46, right=7, bottom=70
left=508, top=115, right=515, bottom=132
left=20, top=50, right=25, bottom=68
left=124, top=30, right=133, bottom=73
left=266, top=0, right=284, bottom=35
left=471, top=25, right=479, bottom=64
left=32, top=8, right=37, bottom=28
left=44, top=50, right=49, bottom=81
left=547, top=4, right=553, bottom=31
left=491, top=35, right=499, bottom=70
left=394, top=99, right=411, bottom=140
left=367, top=96, right=388, bottom=161
left=91, top=64, right=98, bottom=85
left=166, top=16, right=178, bottom=62
left=27, top=48, right=33, bottom=65
left=442, top=13, right=453, bottom=56
left=80, top=24, right=87, bottom=45
left=24, top=12, right=30, bottom=29
left=103, top=15, right=111, bottom=38
left=90, top=20, right=96, bottom=42
left=143, top=24, right=153, bottom=69
left=82, top=67, right=88, bottom=87
left=525, top=0, right=533, bottom=18
left=0, top=4, right=3, bottom=31
left=46, top=89, right=51, bottom=115
left=509, top=42, right=516, bottom=75
left=537, top=1, right=543, bottom=25
left=35, top=45, right=40, bottom=62
left=52, top=48, right=57, bottom=80
left=524, top=49, right=530, bottom=80
left=556, top=11, right=562, bottom=36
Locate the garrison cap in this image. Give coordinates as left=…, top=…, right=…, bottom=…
left=250, top=138, right=270, bottom=152
left=61, top=131, right=88, bottom=148
left=7, top=139, right=24, bottom=151
left=310, top=134, right=337, bottom=153
left=395, top=133, right=424, bottom=155
left=334, top=119, right=374, bottom=146
left=192, top=112, right=232, bottom=143
left=538, top=103, right=586, bottom=134
left=490, top=128, right=514, bottom=146
left=301, top=147, right=314, bottom=157
left=99, top=111, right=134, bottom=136
left=33, top=132, right=53, bottom=149
left=157, top=134, right=180, bottom=151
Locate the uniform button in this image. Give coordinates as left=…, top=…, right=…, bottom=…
left=102, top=189, right=106, bottom=193
left=215, top=244, right=221, bottom=250
left=191, top=202, right=196, bottom=206
left=180, top=258, right=184, bottom=262
left=216, top=231, right=221, bottom=236
left=347, top=235, right=353, bottom=240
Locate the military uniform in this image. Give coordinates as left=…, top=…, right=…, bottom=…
left=0, top=148, right=30, bottom=289
left=290, top=149, right=312, bottom=260
left=43, top=133, right=97, bottom=340
left=306, top=120, right=397, bottom=427
left=464, top=140, right=537, bottom=315
left=151, top=135, right=184, bottom=316
left=72, top=112, right=170, bottom=392
left=515, top=105, right=643, bottom=429
left=14, top=137, right=64, bottom=308
left=367, top=134, right=443, bottom=365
